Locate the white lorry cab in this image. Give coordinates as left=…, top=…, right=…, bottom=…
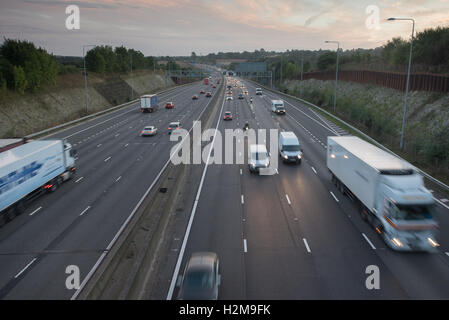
left=271, top=100, right=285, bottom=115
left=249, top=144, right=270, bottom=174
left=279, top=131, right=302, bottom=164
left=327, top=136, right=438, bottom=252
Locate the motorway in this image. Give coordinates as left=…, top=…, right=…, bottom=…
left=0, top=79, right=221, bottom=299
left=167, top=76, right=449, bottom=299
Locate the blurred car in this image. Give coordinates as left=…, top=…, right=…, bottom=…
left=223, top=111, right=232, bottom=120
left=212, top=85, right=216, bottom=88
left=141, top=126, right=157, bottom=136
left=226, top=95, right=233, bottom=101
left=238, top=93, right=244, bottom=99
left=205, top=92, right=212, bottom=97
left=168, top=121, right=181, bottom=134
left=165, top=102, right=174, bottom=109
left=192, top=95, right=199, bottom=100
left=244, top=90, right=249, bottom=95
left=177, top=252, right=220, bottom=300
left=200, top=89, right=205, bottom=94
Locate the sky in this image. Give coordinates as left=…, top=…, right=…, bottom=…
left=0, top=0, right=448, bottom=57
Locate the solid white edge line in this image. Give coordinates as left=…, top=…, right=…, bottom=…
left=330, top=191, right=339, bottom=202
left=79, top=206, right=91, bottom=216
left=303, top=238, right=311, bottom=253
left=435, top=198, right=449, bottom=210
left=14, top=258, right=37, bottom=279
left=362, top=233, right=376, bottom=250
left=166, top=86, right=225, bottom=301
left=243, top=239, right=248, bottom=253
left=71, top=82, right=217, bottom=301
left=29, top=207, right=42, bottom=216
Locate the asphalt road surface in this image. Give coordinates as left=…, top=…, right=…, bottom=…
left=168, top=77, right=449, bottom=300
left=0, top=80, right=220, bottom=299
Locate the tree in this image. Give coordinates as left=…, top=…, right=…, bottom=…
left=317, top=51, right=337, bottom=70
left=13, top=65, right=27, bottom=94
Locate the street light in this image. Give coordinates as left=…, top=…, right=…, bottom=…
left=325, top=40, right=340, bottom=113
left=387, top=17, right=415, bottom=149
left=83, top=44, right=96, bottom=114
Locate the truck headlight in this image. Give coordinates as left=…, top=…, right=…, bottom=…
left=392, top=237, right=403, bottom=247
left=297, top=154, right=302, bottom=159
left=427, top=237, right=439, bottom=247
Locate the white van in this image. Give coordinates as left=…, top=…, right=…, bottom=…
left=249, top=144, right=270, bottom=173
left=279, top=131, right=302, bottom=164
left=255, top=88, right=263, bottom=95
left=271, top=100, right=285, bottom=115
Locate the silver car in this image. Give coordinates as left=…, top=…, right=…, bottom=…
left=177, top=252, right=220, bottom=300
left=141, top=126, right=157, bottom=136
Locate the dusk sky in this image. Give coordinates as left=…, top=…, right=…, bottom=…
left=1, top=0, right=448, bottom=57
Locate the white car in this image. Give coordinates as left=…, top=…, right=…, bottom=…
left=249, top=144, right=270, bottom=174
left=141, top=126, right=157, bottom=136
left=226, top=95, right=233, bottom=101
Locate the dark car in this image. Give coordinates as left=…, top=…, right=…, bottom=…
left=238, top=93, right=244, bottom=99
left=192, top=95, right=199, bottom=100
left=223, top=111, right=232, bottom=120
left=205, top=92, right=212, bottom=97
left=177, top=252, right=220, bottom=300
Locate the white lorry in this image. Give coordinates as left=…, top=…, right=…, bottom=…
left=140, top=94, right=158, bottom=113
left=0, top=139, right=76, bottom=224
left=327, top=136, right=438, bottom=252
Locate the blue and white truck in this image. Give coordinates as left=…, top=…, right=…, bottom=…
left=0, top=139, right=76, bottom=224
left=140, top=94, right=158, bottom=113
left=327, top=136, right=439, bottom=252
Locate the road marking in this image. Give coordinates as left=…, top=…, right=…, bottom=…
left=115, top=133, right=120, bottom=137
left=311, top=166, right=317, bottom=174
left=97, top=144, right=102, bottom=148
left=75, top=177, right=83, bottom=183
left=15, top=258, right=37, bottom=278
left=441, top=198, right=449, bottom=203
left=116, top=176, right=121, bottom=182
left=241, top=195, right=244, bottom=204
left=124, top=143, right=129, bottom=147
left=79, top=206, right=91, bottom=216
left=240, top=169, right=242, bottom=175
left=275, top=168, right=279, bottom=174
left=330, top=191, right=339, bottom=202
left=362, top=233, right=376, bottom=250
left=29, top=207, right=42, bottom=216
left=104, top=156, right=111, bottom=162
left=286, top=194, right=291, bottom=205
left=243, top=239, right=248, bottom=253
left=303, top=238, right=311, bottom=253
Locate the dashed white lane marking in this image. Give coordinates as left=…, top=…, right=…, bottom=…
left=241, top=195, right=244, bottom=204
left=240, top=169, right=242, bottom=175
left=115, top=133, right=120, bottom=137
left=243, top=239, right=248, bottom=253
left=124, top=143, right=129, bottom=147
left=330, top=191, right=339, bottom=202
left=362, top=233, right=376, bottom=250
left=275, top=168, right=279, bottom=174
left=29, top=207, right=42, bottom=216
left=116, top=176, right=121, bottom=182
left=75, top=177, right=83, bottom=183
left=97, top=144, right=102, bottom=148
left=15, top=258, right=37, bottom=278
left=286, top=194, right=291, bottom=205
left=104, top=156, right=111, bottom=162
left=79, top=206, right=91, bottom=216
left=303, top=238, right=311, bottom=253
left=311, top=167, right=317, bottom=174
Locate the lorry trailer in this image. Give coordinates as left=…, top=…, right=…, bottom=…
left=327, top=136, right=438, bottom=252
left=140, top=94, right=158, bottom=113
left=0, top=139, right=76, bottom=224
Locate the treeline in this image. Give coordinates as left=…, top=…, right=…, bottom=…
left=0, top=39, right=59, bottom=94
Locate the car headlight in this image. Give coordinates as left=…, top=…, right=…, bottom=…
left=250, top=162, right=255, bottom=167
left=297, top=155, right=302, bottom=159
left=392, top=237, right=403, bottom=247
left=284, top=155, right=288, bottom=159
left=427, top=237, right=439, bottom=247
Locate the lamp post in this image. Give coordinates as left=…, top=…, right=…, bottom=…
left=130, top=53, right=134, bottom=100
left=300, top=52, right=304, bottom=97
left=325, top=40, right=340, bottom=113
left=387, top=17, right=415, bottom=150
left=83, top=44, right=96, bottom=114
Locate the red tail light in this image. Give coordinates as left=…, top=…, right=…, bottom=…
left=141, top=131, right=145, bottom=133
left=168, top=127, right=171, bottom=130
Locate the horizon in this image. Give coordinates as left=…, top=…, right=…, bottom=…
left=1, top=0, right=448, bottom=57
